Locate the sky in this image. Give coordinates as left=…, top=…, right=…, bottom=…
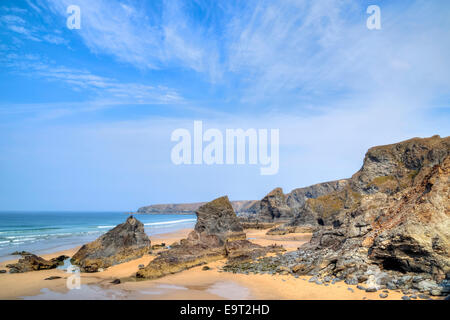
left=0, top=0, right=449, bottom=211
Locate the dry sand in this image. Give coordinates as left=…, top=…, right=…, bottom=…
left=0, top=228, right=413, bottom=300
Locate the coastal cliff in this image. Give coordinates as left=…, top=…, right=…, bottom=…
left=222, top=135, right=450, bottom=296
left=136, top=200, right=259, bottom=215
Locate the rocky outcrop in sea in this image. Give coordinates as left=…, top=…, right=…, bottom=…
left=71, top=216, right=151, bottom=272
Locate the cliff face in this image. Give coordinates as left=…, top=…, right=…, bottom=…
left=286, top=135, right=450, bottom=228
left=223, top=136, right=450, bottom=295
left=288, top=154, right=450, bottom=287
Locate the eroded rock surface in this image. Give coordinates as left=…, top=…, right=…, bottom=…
left=136, top=196, right=282, bottom=279
left=223, top=136, right=450, bottom=295
left=7, top=253, right=68, bottom=273
left=71, top=216, right=151, bottom=272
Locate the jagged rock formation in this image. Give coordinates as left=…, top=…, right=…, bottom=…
left=222, top=136, right=450, bottom=295
left=136, top=200, right=258, bottom=215
left=286, top=179, right=350, bottom=211
left=136, top=196, right=283, bottom=279
left=286, top=153, right=450, bottom=293
left=239, top=180, right=350, bottom=224
left=287, top=135, right=450, bottom=228
left=193, top=196, right=246, bottom=242
left=71, top=216, right=151, bottom=272
left=257, top=188, right=293, bottom=221
left=6, top=253, right=68, bottom=273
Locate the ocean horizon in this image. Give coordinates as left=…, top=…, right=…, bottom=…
left=0, top=211, right=196, bottom=262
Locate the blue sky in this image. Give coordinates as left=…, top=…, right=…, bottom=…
left=0, top=0, right=449, bottom=211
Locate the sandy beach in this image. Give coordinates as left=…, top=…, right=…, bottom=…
left=0, top=228, right=413, bottom=300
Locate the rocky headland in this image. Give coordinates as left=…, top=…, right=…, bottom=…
left=222, top=135, right=450, bottom=297
left=136, top=200, right=259, bottom=215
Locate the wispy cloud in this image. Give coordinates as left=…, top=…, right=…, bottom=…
left=44, top=0, right=221, bottom=80
left=0, top=52, right=184, bottom=120
left=0, top=6, right=67, bottom=44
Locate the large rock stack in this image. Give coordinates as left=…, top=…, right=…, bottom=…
left=71, top=216, right=151, bottom=272
left=136, top=196, right=281, bottom=279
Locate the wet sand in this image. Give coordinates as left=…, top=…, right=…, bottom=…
left=0, top=228, right=410, bottom=300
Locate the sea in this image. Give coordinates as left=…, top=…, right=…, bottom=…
left=0, top=212, right=196, bottom=262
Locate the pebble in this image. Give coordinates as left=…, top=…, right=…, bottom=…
left=401, top=296, right=411, bottom=300
left=379, top=293, right=388, bottom=299
left=347, top=288, right=354, bottom=292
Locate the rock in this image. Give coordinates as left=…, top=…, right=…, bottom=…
left=138, top=264, right=145, bottom=269
left=438, top=279, right=450, bottom=295
left=410, top=294, right=417, bottom=299
left=240, top=221, right=277, bottom=230
left=6, top=254, right=69, bottom=273
left=357, top=285, right=366, bottom=291
left=193, top=196, right=246, bottom=243
left=111, top=279, right=121, bottom=284
left=278, top=137, right=449, bottom=291
left=365, top=287, right=377, bottom=293
left=0, top=270, right=7, bottom=274
left=44, top=276, right=62, bottom=280
left=10, top=251, right=33, bottom=256
left=258, top=188, right=293, bottom=222
left=430, top=289, right=442, bottom=296
left=71, top=216, right=151, bottom=272
left=386, top=282, right=397, bottom=290
left=379, top=293, right=388, bottom=298
left=292, top=262, right=314, bottom=275
left=413, top=280, right=439, bottom=292
left=202, top=266, right=210, bottom=271
left=347, top=288, right=354, bottom=292
left=418, top=294, right=430, bottom=299
left=136, top=196, right=280, bottom=279
left=401, top=296, right=411, bottom=300
left=345, top=275, right=358, bottom=285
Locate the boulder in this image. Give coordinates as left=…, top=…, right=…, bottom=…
left=6, top=253, right=68, bottom=273
left=71, top=216, right=151, bottom=272
left=192, top=196, right=246, bottom=244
